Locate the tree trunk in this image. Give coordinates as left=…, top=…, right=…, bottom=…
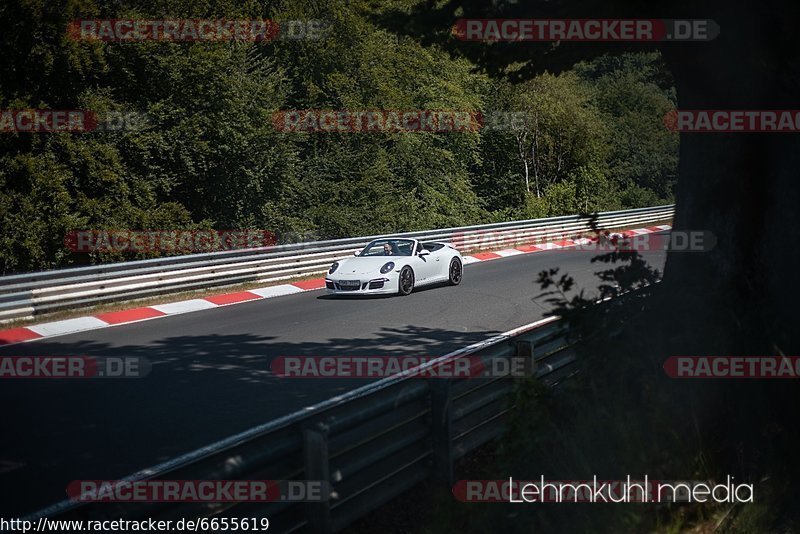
left=658, top=0, right=800, bottom=355
left=620, top=1, right=800, bottom=489
left=516, top=131, right=531, bottom=193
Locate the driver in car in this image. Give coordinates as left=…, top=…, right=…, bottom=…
left=383, top=243, right=393, bottom=255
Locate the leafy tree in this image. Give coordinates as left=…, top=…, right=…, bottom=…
left=575, top=52, right=678, bottom=200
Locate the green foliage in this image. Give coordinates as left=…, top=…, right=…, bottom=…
left=575, top=52, right=679, bottom=199
left=543, top=181, right=577, bottom=215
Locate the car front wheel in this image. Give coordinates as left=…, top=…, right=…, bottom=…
left=398, top=266, right=415, bottom=295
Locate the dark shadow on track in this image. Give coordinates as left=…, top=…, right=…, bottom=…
left=0, top=324, right=497, bottom=517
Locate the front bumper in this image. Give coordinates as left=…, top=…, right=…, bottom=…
left=325, top=277, right=397, bottom=295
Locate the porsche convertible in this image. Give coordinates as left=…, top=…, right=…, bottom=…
left=325, top=238, right=463, bottom=296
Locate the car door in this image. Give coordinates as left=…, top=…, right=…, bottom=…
left=425, top=245, right=449, bottom=282
left=410, top=242, right=439, bottom=283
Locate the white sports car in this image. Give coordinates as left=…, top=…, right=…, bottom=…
left=325, top=238, right=463, bottom=296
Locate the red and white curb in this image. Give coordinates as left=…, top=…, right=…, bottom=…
left=0, top=225, right=671, bottom=346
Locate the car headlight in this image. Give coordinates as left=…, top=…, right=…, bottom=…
left=380, top=261, right=395, bottom=274
left=329, top=262, right=339, bottom=275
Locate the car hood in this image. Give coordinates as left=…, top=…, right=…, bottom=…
left=333, top=256, right=402, bottom=275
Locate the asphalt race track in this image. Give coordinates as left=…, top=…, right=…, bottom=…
left=0, top=241, right=667, bottom=516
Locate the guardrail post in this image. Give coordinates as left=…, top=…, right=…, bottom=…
left=430, top=379, right=453, bottom=486
left=303, top=422, right=333, bottom=534
left=515, top=340, right=536, bottom=375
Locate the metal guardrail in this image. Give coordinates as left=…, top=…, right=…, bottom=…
left=0, top=205, right=673, bottom=322
left=28, top=315, right=577, bottom=532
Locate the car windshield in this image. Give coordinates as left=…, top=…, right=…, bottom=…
left=359, top=239, right=414, bottom=257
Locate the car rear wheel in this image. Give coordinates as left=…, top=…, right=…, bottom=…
left=398, top=266, right=415, bottom=295
left=448, top=258, right=462, bottom=286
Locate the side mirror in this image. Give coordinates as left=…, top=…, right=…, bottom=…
left=353, top=251, right=359, bottom=256
left=418, top=250, right=430, bottom=256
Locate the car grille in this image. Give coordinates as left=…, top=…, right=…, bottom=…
left=336, top=280, right=361, bottom=291
left=368, top=280, right=385, bottom=289
left=325, top=281, right=335, bottom=290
